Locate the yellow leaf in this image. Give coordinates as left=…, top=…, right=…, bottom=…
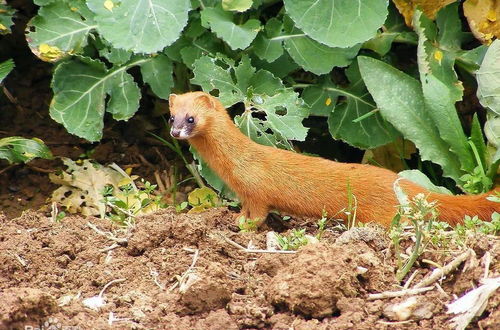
left=464, top=0, right=500, bottom=44
left=0, top=23, right=6, bottom=31
left=434, top=50, right=443, bottom=63
left=325, top=97, right=332, bottom=106
left=104, top=0, right=114, bottom=11
left=393, top=0, right=456, bottom=26
left=125, top=167, right=133, bottom=175
left=188, top=187, right=219, bottom=209
left=38, top=44, right=64, bottom=62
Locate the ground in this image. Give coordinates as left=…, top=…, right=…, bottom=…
left=1, top=5, right=499, bottom=328
left=0, top=208, right=499, bottom=329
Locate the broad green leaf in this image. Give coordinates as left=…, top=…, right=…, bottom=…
left=0, top=137, right=53, bottom=164
left=252, top=18, right=284, bottom=63
left=327, top=61, right=398, bottom=149
left=252, top=90, right=308, bottom=142
left=0, top=3, right=15, bottom=34
left=87, top=0, right=190, bottom=53
left=398, top=170, right=453, bottom=195
left=284, top=0, right=389, bottom=48
left=191, top=54, right=309, bottom=147
left=201, top=6, right=260, bottom=50
left=485, top=116, right=500, bottom=148
left=179, top=32, right=226, bottom=68
left=470, top=113, right=487, bottom=171
left=456, top=46, right=488, bottom=73
left=358, top=56, right=463, bottom=183
left=414, top=7, right=474, bottom=172
left=476, top=39, right=500, bottom=116
left=139, top=55, right=173, bottom=99
left=0, top=59, right=14, bottom=83
left=283, top=18, right=360, bottom=75
left=363, top=2, right=413, bottom=56
left=191, top=55, right=244, bottom=107
left=26, top=2, right=96, bottom=62
left=50, top=56, right=160, bottom=142
left=251, top=53, right=299, bottom=78
left=301, top=78, right=338, bottom=117
left=99, top=46, right=132, bottom=66
left=222, top=0, right=253, bottom=12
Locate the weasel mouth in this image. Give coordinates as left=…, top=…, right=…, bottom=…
left=170, top=127, right=191, bottom=139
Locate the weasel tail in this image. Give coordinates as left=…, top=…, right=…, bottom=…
left=168, top=91, right=499, bottom=227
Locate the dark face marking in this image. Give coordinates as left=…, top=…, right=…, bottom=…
left=169, top=114, right=196, bottom=139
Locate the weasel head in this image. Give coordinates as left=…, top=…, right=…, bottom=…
left=168, top=92, right=219, bottom=140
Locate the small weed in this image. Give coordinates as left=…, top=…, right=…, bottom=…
left=391, top=193, right=439, bottom=282
left=275, top=228, right=309, bottom=251
left=102, top=179, right=166, bottom=226
left=237, top=216, right=259, bottom=232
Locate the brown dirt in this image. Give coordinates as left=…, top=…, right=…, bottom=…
left=0, top=208, right=498, bottom=329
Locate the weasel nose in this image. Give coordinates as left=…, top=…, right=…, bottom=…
left=170, top=128, right=181, bottom=138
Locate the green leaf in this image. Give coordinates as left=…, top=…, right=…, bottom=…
left=476, top=39, right=500, bottom=116
left=398, top=170, right=453, bottom=195
left=49, top=56, right=153, bottom=142
left=192, top=54, right=309, bottom=147
left=252, top=18, right=284, bottom=63
left=470, top=113, right=487, bottom=172
left=192, top=148, right=236, bottom=199
left=191, top=55, right=245, bottom=107
left=358, top=56, right=463, bottom=183
left=284, top=0, right=388, bottom=48
left=251, top=53, right=299, bottom=78
left=99, top=45, right=132, bottom=66
left=301, top=78, right=338, bottom=117
left=327, top=61, right=398, bottom=149
left=0, top=137, right=53, bottom=164
left=222, top=0, right=253, bottom=12
left=201, top=6, right=260, bottom=50
left=414, top=7, right=474, bottom=172
left=26, top=2, right=96, bottom=61
left=283, top=18, right=360, bottom=75
left=0, top=3, right=15, bottom=34
left=363, top=2, right=412, bottom=56
left=139, top=55, right=173, bottom=99
left=179, top=32, right=226, bottom=68
left=87, top=0, right=190, bottom=53
left=0, top=59, right=14, bottom=83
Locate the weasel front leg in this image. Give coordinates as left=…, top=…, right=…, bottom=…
left=234, top=200, right=269, bottom=229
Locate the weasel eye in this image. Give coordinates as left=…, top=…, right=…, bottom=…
left=187, top=116, right=195, bottom=124
left=169, top=116, right=174, bottom=123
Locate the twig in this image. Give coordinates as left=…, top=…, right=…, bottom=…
left=99, top=278, right=126, bottom=298
left=367, top=286, right=434, bottom=300
left=169, top=248, right=200, bottom=292
left=2, top=85, right=25, bottom=112
left=481, top=252, right=491, bottom=280
left=99, top=243, right=120, bottom=252
left=0, top=164, right=19, bottom=175
left=220, top=234, right=297, bottom=254
left=26, top=164, right=54, bottom=174
left=435, top=282, right=448, bottom=297
left=86, top=222, right=128, bottom=244
left=403, top=269, right=420, bottom=289
left=414, top=249, right=473, bottom=289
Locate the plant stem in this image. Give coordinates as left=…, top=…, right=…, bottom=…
left=397, top=221, right=423, bottom=282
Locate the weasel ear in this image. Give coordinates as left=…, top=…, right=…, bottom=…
left=169, top=93, right=177, bottom=106
left=196, top=94, right=216, bottom=110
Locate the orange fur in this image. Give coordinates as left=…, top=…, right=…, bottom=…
left=169, top=92, right=499, bottom=227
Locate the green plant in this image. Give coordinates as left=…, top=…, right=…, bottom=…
left=391, top=193, right=439, bottom=282
left=275, top=228, right=309, bottom=251
left=3, top=1, right=497, bottom=203
left=102, top=179, right=166, bottom=226
left=237, top=216, right=259, bottom=232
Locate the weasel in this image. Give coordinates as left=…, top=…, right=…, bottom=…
left=168, top=91, right=499, bottom=227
